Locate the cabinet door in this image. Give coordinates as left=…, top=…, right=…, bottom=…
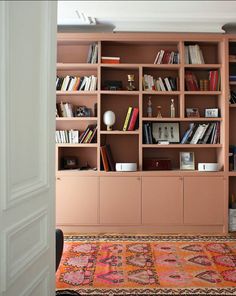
left=100, top=177, right=141, bottom=224
left=184, top=177, right=224, bottom=225
left=142, top=177, right=183, bottom=224
left=56, top=176, right=98, bottom=225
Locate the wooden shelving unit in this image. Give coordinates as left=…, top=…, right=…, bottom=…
left=56, top=32, right=230, bottom=234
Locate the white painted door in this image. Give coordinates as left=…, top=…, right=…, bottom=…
left=0, top=1, right=57, bottom=296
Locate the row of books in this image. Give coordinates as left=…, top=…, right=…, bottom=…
left=185, top=44, right=205, bottom=64
left=185, top=71, right=220, bottom=91
left=123, top=107, right=139, bottom=131
left=143, top=75, right=178, bottom=91
left=56, top=75, right=97, bottom=91
left=154, top=50, right=179, bottom=64
left=79, top=125, right=97, bottom=143
left=100, top=144, right=115, bottom=172
left=56, top=102, right=74, bottom=117
left=56, top=130, right=79, bottom=144
left=87, top=43, right=98, bottom=64
left=230, top=90, right=236, bottom=104
left=181, top=122, right=220, bottom=144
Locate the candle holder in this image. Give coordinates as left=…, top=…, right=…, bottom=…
left=127, top=74, right=136, bottom=91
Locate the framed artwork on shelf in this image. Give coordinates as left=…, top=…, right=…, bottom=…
left=186, top=108, right=200, bottom=118
left=152, top=122, right=180, bottom=143
left=205, top=108, right=219, bottom=118
left=179, top=152, right=195, bottom=170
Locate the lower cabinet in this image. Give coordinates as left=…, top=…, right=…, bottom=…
left=184, top=177, right=224, bottom=225
left=99, top=177, right=141, bottom=224
left=56, top=176, right=99, bottom=225
left=142, top=177, right=183, bottom=224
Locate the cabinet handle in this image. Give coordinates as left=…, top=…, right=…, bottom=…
left=57, top=177, right=61, bottom=181
left=179, top=177, right=183, bottom=181
left=137, top=177, right=141, bottom=181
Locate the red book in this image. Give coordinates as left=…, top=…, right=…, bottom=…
left=100, top=146, right=109, bottom=172
left=128, top=108, right=139, bottom=131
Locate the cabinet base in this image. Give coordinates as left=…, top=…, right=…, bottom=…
left=57, top=224, right=226, bottom=235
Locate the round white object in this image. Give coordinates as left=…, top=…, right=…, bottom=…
left=103, top=111, right=115, bottom=126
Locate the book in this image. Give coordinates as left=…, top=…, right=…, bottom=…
left=100, top=146, right=109, bottom=172
left=128, top=108, right=139, bottom=131
left=106, top=144, right=115, bottom=171
left=123, top=107, right=133, bottom=131
left=101, top=56, right=120, bottom=64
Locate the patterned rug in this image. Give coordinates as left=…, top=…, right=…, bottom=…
left=56, top=234, right=236, bottom=295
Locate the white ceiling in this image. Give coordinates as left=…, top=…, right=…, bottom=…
left=58, top=1, right=236, bottom=33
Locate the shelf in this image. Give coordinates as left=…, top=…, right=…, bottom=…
left=229, top=82, right=236, bottom=85
left=229, top=172, right=236, bottom=176
left=142, top=117, right=222, bottom=122
left=56, top=91, right=98, bottom=95
left=100, top=130, right=139, bottom=135
left=56, top=117, right=97, bottom=121
left=142, top=91, right=181, bottom=95
left=142, top=144, right=222, bottom=148
left=56, top=143, right=98, bottom=148
left=229, top=104, right=236, bottom=108
left=100, top=64, right=140, bottom=69
left=100, top=90, right=139, bottom=95
left=57, top=63, right=98, bottom=70
left=229, top=59, right=236, bottom=63
left=184, top=91, right=221, bottom=95
left=184, top=64, right=221, bottom=69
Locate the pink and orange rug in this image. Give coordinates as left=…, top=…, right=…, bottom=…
left=56, top=235, right=236, bottom=295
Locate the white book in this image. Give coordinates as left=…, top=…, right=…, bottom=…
left=154, top=51, right=160, bottom=64
left=84, top=76, right=92, bottom=91
left=164, top=77, right=172, bottom=91
left=74, top=130, right=79, bottom=143
left=61, top=75, right=70, bottom=91
left=91, top=44, right=98, bottom=64
left=158, top=77, right=166, bottom=91
left=199, top=123, right=209, bottom=141
left=79, top=76, right=88, bottom=91
left=157, top=50, right=165, bottom=64
left=87, top=44, right=93, bottom=63
left=68, top=77, right=76, bottom=91
left=190, top=124, right=205, bottom=144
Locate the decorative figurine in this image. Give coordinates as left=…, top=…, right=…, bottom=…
left=127, top=74, right=136, bottom=91
left=170, top=98, right=175, bottom=118
left=147, top=96, right=153, bottom=117
left=103, top=110, right=116, bottom=130
left=157, top=105, right=162, bottom=118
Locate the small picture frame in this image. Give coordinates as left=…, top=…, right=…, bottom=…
left=180, top=152, right=195, bottom=170
left=152, top=122, right=180, bottom=143
left=205, top=108, right=219, bottom=118
left=186, top=108, right=200, bottom=118
left=76, top=106, right=92, bottom=117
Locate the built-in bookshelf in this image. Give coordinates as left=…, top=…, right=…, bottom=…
left=56, top=33, right=231, bottom=234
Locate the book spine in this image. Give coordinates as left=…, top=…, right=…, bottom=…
left=100, top=146, right=109, bottom=172
left=123, top=107, right=133, bottom=131
left=128, top=108, right=139, bottom=131
left=106, top=144, right=115, bottom=171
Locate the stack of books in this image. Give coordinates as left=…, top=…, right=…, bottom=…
left=87, top=43, right=98, bottom=64
left=56, top=75, right=97, bottom=91
left=122, top=107, right=139, bottom=131
left=185, top=44, right=205, bottom=64
left=153, top=50, right=179, bottom=64
left=143, top=123, right=153, bottom=144
left=181, top=122, right=220, bottom=144
left=100, top=144, right=115, bottom=172
left=101, top=56, right=120, bottom=64
left=79, top=125, right=97, bottom=144
left=56, top=130, right=79, bottom=144
left=56, top=102, right=74, bottom=117
left=230, top=90, right=236, bottom=104
left=143, top=75, right=178, bottom=91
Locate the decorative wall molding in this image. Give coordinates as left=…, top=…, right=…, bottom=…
left=3, top=208, right=48, bottom=290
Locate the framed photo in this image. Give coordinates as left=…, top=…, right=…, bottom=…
left=180, top=152, right=195, bottom=170
left=205, top=108, right=219, bottom=118
left=76, top=106, right=92, bottom=117
left=152, top=122, right=180, bottom=143
left=186, top=108, right=200, bottom=118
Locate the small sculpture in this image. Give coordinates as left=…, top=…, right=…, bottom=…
left=157, top=105, right=162, bottom=118
left=127, top=74, right=136, bottom=91
left=147, top=97, right=153, bottom=117
left=170, top=98, right=175, bottom=118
